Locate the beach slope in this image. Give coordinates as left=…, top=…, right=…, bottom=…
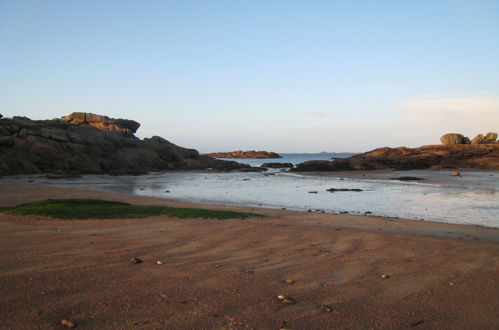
left=0, top=185, right=497, bottom=329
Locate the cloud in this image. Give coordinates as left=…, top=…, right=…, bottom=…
left=303, top=111, right=329, bottom=117
left=401, top=94, right=499, bottom=131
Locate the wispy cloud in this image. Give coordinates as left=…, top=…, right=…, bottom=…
left=400, top=93, right=499, bottom=131
left=303, top=111, right=329, bottom=117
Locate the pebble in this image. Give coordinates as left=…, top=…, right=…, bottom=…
left=451, top=171, right=461, bottom=177
left=61, top=319, right=75, bottom=328
left=448, top=282, right=455, bottom=286
left=277, top=295, right=285, bottom=300
left=321, top=304, right=332, bottom=313
left=130, top=257, right=142, bottom=264
left=156, top=260, right=163, bottom=265
left=380, top=274, right=390, bottom=279
left=283, top=279, right=295, bottom=284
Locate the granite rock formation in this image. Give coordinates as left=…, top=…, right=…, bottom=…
left=207, top=150, right=281, bottom=159
left=60, top=112, right=140, bottom=137
left=0, top=114, right=251, bottom=175
left=292, top=144, right=499, bottom=172
left=441, top=132, right=497, bottom=145
left=441, top=133, right=466, bottom=145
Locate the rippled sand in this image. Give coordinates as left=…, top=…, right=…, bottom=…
left=0, top=185, right=498, bottom=329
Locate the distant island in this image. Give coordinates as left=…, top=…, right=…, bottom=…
left=207, top=150, right=282, bottom=159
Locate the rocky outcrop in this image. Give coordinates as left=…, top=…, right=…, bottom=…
left=207, top=150, right=281, bottom=159
left=60, top=112, right=141, bottom=137
left=260, top=162, right=294, bottom=168
left=0, top=115, right=253, bottom=175
left=441, top=132, right=497, bottom=145
left=471, top=132, right=498, bottom=144
left=292, top=144, right=499, bottom=172
left=441, top=133, right=466, bottom=145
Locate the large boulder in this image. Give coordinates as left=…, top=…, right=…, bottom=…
left=471, top=134, right=485, bottom=144
left=440, top=133, right=464, bottom=145
left=60, top=112, right=141, bottom=137
left=484, top=132, right=498, bottom=143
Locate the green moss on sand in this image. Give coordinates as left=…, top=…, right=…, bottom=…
left=0, top=199, right=258, bottom=220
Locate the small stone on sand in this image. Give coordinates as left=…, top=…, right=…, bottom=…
left=380, top=274, right=390, bottom=279
left=283, top=279, right=295, bottom=284
left=282, top=298, right=296, bottom=305
left=321, top=304, right=332, bottom=312
left=130, top=257, right=142, bottom=264
left=156, top=260, right=163, bottom=265
left=61, top=319, right=75, bottom=328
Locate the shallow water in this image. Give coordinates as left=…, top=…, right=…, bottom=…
left=2, top=169, right=498, bottom=228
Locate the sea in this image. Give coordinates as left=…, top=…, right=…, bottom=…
left=1, top=153, right=498, bottom=229
left=212, top=153, right=356, bottom=168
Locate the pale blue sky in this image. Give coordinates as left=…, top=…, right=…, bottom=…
left=1, top=0, right=498, bottom=152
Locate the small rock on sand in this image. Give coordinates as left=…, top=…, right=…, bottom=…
left=61, top=319, right=75, bottom=328
left=130, top=257, right=142, bottom=264
left=321, top=304, right=332, bottom=313
left=451, top=171, right=461, bottom=177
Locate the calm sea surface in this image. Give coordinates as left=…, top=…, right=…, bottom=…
left=212, top=153, right=356, bottom=167
left=1, top=153, right=498, bottom=229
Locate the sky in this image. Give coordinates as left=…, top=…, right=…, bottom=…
left=0, top=0, right=498, bottom=153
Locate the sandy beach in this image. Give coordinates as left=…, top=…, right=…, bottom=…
left=0, top=185, right=498, bottom=329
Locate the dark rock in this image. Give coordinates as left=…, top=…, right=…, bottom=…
left=390, top=176, right=424, bottom=181
left=207, top=150, right=281, bottom=158
left=327, top=188, right=363, bottom=192
left=239, top=166, right=267, bottom=172
left=441, top=133, right=464, bottom=145
left=0, top=115, right=255, bottom=175
left=130, top=257, right=142, bottom=264
left=260, top=162, right=293, bottom=168
left=13, top=116, right=31, bottom=121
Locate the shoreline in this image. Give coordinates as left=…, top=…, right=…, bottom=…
left=1, top=184, right=498, bottom=241
left=1, top=167, right=498, bottom=229
left=0, top=185, right=498, bottom=328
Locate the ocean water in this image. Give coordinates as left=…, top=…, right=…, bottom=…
left=3, top=166, right=498, bottom=229
left=212, top=153, right=356, bottom=167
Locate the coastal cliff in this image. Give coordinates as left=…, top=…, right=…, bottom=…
left=207, top=150, right=281, bottom=158
left=292, top=144, right=499, bottom=172
left=0, top=114, right=250, bottom=175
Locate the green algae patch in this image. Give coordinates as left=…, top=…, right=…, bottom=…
left=0, top=199, right=258, bottom=220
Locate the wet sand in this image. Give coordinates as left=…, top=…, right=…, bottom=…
left=0, top=185, right=498, bottom=329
